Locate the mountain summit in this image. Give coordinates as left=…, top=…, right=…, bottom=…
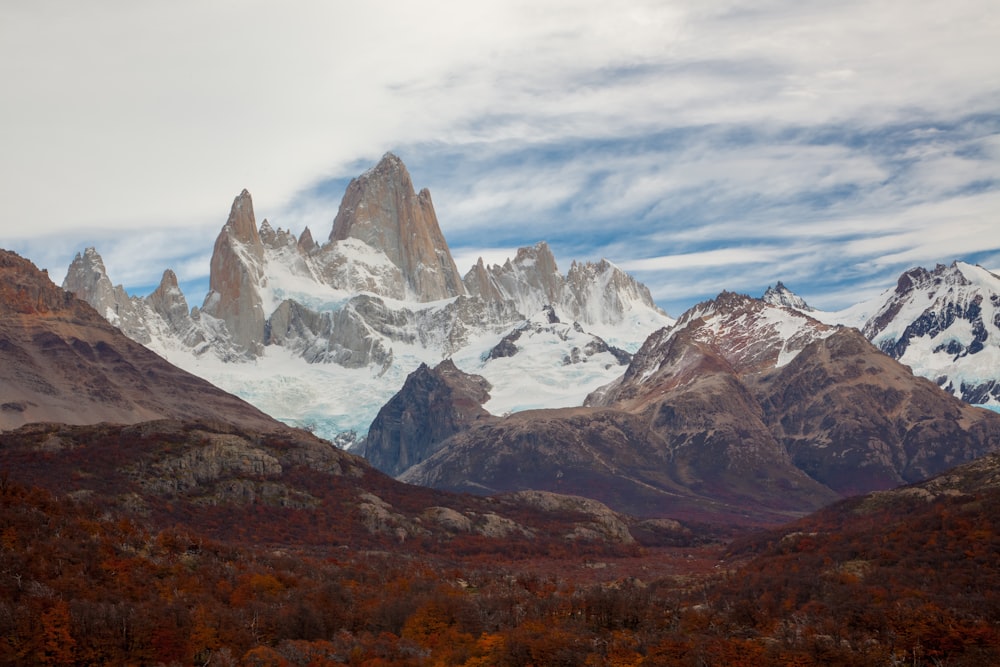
left=331, top=153, right=464, bottom=301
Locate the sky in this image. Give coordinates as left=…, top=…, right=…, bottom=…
left=2, top=0, right=999, bottom=317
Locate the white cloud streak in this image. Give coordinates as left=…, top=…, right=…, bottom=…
left=1, top=0, right=998, bottom=315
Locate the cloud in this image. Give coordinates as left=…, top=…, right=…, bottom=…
left=2, top=0, right=999, bottom=318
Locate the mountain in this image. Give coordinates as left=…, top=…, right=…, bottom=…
left=762, top=280, right=813, bottom=311
left=1, top=249, right=274, bottom=431
left=361, top=359, right=495, bottom=477
left=859, top=261, right=1000, bottom=405
left=63, top=153, right=672, bottom=440
left=394, top=292, right=1000, bottom=523
left=330, top=152, right=464, bottom=301
left=1, top=247, right=648, bottom=554
left=778, top=261, right=1000, bottom=409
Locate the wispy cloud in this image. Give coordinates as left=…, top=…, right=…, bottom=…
left=1, top=0, right=998, bottom=317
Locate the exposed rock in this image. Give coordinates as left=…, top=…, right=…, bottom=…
left=464, top=247, right=669, bottom=326
left=201, top=189, right=266, bottom=357
left=62, top=248, right=152, bottom=344
left=421, top=506, right=473, bottom=533
left=146, top=269, right=192, bottom=332
left=464, top=242, right=564, bottom=318
left=762, top=281, right=814, bottom=311
left=563, top=259, right=664, bottom=325
left=364, top=359, right=494, bottom=476
left=356, top=492, right=426, bottom=541
left=330, top=153, right=465, bottom=301
left=297, top=226, right=317, bottom=254
left=488, top=328, right=522, bottom=360
left=507, top=490, right=634, bottom=543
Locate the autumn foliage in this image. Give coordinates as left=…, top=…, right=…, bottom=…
left=2, top=470, right=999, bottom=666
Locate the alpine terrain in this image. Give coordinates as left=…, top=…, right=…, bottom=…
left=385, top=291, right=1000, bottom=523
left=62, top=153, right=672, bottom=442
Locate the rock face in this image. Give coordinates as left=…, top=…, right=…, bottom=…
left=464, top=242, right=666, bottom=326
left=762, top=281, right=813, bottom=311
left=330, top=153, right=465, bottom=302
left=363, top=359, right=494, bottom=476
left=201, top=189, right=267, bottom=357
left=399, top=292, right=1000, bottom=523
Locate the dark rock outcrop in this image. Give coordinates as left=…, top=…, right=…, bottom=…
left=363, top=359, right=494, bottom=477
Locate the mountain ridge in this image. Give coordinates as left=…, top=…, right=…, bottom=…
left=394, top=291, right=1000, bottom=523
left=62, top=154, right=673, bottom=439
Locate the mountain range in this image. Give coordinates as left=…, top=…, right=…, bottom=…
left=62, top=153, right=670, bottom=442
left=0, top=247, right=647, bottom=548
left=53, top=152, right=1000, bottom=524
left=5, top=153, right=1000, bottom=662
left=378, top=291, right=1000, bottom=523
left=60, top=154, right=1000, bottom=451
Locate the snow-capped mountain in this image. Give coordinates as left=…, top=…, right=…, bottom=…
left=63, top=153, right=672, bottom=441
left=589, top=291, right=837, bottom=409
left=762, top=281, right=814, bottom=312
left=393, top=290, right=1000, bottom=522
left=781, top=261, right=1000, bottom=408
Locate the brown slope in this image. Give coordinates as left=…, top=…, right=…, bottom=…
left=0, top=250, right=279, bottom=432
left=1, top=249, right=641, bottom=551
left=400, top=337, right=838, bottom=524
left=701, top=451, right=1000, bottom=664
left=756, top=327, right=1000, bottom=495
left=395, top=293, right=1000, bottom=525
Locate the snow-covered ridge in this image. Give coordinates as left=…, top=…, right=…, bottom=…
left=62, top=155, right=672, bottom=442
left=771, top=262, right=1000, bottom=408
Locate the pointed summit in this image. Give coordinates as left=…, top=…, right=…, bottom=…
left=202, top=189, right=266, bottom=357
left=762, top=281, right=814, bottom=311
left=329, top=153, right=464, bottom=301
left=297, top=226, right=317, bottom=254
left=147, top=269, right=190, bottom=331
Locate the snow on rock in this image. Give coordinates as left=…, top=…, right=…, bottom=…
left=63, top=157, right=671, bottom=443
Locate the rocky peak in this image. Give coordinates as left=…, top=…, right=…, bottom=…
left=61, top=247, right=150, bottom=342
left=3, top=250, right=78, bottom=316
left=146, top=269, right=190, bottom=330
left=227, top=189, right=261, bottom=247
left=329, top=152, right=464, bottom=302
left=297, top=226, right=317, bottom=254
left=202, top=189, right=267, bottom=357
left=762, top=281, right=813, bottom=311
left=463, top=242, right=565, bottom=317
left=564, top=258, right=666, bottom=324
left=363, top=359, right=494, bottom=477
left=604, top=291, right=837, bottom=406
left=463, top=257, right=506, bottom=303
left=259, top=220, right=297, bottom=250
left=62, top=247, right=122, bottom=319
left=859, top=260, right=1000, bottom=404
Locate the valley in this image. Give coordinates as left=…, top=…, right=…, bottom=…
left=2, top=153, right=1000, bottom=664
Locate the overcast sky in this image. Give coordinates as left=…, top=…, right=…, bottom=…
left=3, top=0, right=999, bottom=316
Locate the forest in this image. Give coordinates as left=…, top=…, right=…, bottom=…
left=2, top=471, right=999, bottom=666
